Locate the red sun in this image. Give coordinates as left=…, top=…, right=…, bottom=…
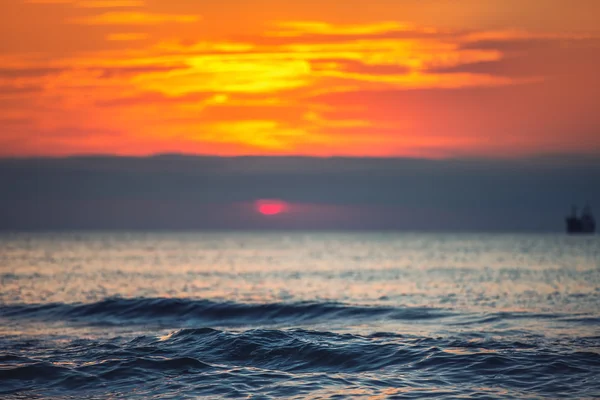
left=256, top=199, right=289, bottom=216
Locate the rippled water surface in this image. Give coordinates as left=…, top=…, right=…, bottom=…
left=1, top=232, right=599, bottom=398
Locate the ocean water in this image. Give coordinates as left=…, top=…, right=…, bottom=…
left=1, top=232, right=599, bottom=399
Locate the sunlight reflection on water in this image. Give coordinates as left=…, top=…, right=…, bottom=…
left=1, top=232, right=598, bottom=313
left=1, top=232, right=599, bottom=398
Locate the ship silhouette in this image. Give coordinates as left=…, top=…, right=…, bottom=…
left=566, top=205, right=596, bottom=234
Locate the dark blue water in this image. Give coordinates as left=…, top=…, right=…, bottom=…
left=1, top=233, right=599, bottom=398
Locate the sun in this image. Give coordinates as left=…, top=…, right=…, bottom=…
left=256, top=199, right=289, bottom=216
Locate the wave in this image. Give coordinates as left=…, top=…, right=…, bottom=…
left=2, top=327, right=599, bottom=398
left=2, top=297, right=598, bottom=331
left=0, top=297, right=452, bottom=327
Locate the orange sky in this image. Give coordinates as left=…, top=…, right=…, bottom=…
left=1, top=0, right=600, bottom=158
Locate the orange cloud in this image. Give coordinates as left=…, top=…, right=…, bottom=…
left=70, top=12, right=200, bottom=25
left=26, top=0, right=145, bottom=6
left=76, top=0, right=145, bottom=7
left=24, top=0, right=73, bottom=3
left=106, top=32, right=148, bottom=41
left=269, top=21, right=415, bottom=37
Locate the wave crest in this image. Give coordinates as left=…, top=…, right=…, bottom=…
left=0, top=297, right=451, bottom=326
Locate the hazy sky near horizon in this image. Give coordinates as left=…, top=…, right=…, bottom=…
left=2, top=0, right=600, bottom=158
left=1, top=156, right=599, bottom=231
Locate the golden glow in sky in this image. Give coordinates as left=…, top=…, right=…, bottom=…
left=1, top=0, right=600, bottom=158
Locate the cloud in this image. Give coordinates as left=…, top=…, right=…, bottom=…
left=0, top=64, right=185, bottom=84
left=253, top=31, right=455, bottom=47
left=255, top=20, right=457, bottom=47
left=94, top=92, right=215, bottom=107
left=106, top=32, right=148, bottom=41
left=461, top=30, right=593, bottom=45
left=70, top=12, right=200, bottom=25
left=95, top=65, right=188, bottom=78
left=0, top=67, right=65, bottom=79
left=26, top=0, right=144, bottom=6
left=0, top=117, right=32, bottom=126
left=24, top=0, right=73, bottom=3
left=205, top=120, right=312, bottom=151
left=75, top=0, right=145, bottom=7
left=269, top=21, right=417, bottom=37
left=132, top=57, right=312, bottom=95
left=124, top=27, right=511, bottom=98
left=0, top=85, right=44, bottom=96
left=310, top=59, right=411, bottom=75
left=430, top=37, right=600, bottom=78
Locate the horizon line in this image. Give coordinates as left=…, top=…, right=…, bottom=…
left=1, top=152, right=600, bottom=162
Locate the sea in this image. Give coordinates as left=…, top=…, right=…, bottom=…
left=1, top=232, right=599, bottom=399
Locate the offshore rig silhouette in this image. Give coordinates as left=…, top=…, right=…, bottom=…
left=566, top=205, right=596, bottom=234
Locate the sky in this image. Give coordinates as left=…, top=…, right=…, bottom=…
left=1, top=0, right=600, bottom=158
left=1, top=155, right=599, bottom=231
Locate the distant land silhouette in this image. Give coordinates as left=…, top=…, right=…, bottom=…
left=0, top=155, right=598, bottom=232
